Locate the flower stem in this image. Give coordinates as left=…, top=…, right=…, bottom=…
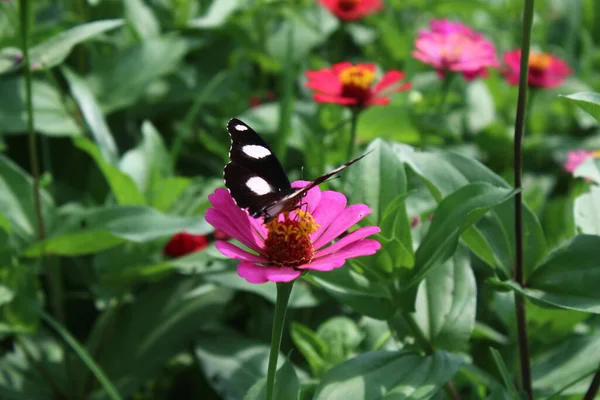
left=512, top=0, right=535, bottom=398
left=266, top=281, right=294, bottom=400
left=347, top=109, right=360, bottom=160
left=584, top=366, right=600, bottom=400
left=437, top=72, right=455, bottom=115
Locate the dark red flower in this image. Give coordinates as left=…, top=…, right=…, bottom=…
left=249, top=96, right=262, bottom=108
left=163, top=232, right=209, bottom=257
left=305, top=62, right=411, bottom=108
left=318, top=0, right=383, bottom=21
left=503, top=49, right=572, bottom=88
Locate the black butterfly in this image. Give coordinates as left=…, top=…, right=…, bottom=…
left=224, top=118, right=368, bottom=222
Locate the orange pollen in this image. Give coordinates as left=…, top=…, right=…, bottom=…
left=338, top=0, right=361, bottom=11
left=529, top=53, right=552, bottom=71
left=339, top=66, right=375, bottom=90
left=263, top=211, right=320, bottom=267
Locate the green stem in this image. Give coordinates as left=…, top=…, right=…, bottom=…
left=513, top=0, right=535, bottom=398
left=584, top=366, right=600, bottom=400
left=437, top=72, right=456, bottom=115
left=347, top=109, right=360, bottom=160
left=266, top=281, right=294, bottom=400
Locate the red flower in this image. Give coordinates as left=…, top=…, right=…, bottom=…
left=318, top=0, right=383, bottom=21
left=503, top=49, right=572, bottom=88
left=306, top=62, right=411, bottom=108
left=249, top=96, right=262, bottom=108
left=163, top=232, right=209, bottom=257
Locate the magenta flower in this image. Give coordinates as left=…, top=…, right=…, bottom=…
left=205, top=181, right=381, bottom=284
left=413, top=19, right=499, bottom=80
left=564, top=150, right=599, bottom=173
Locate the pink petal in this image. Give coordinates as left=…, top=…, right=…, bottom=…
left=310, top=190, right=347, bottom=239
left=313, top=93, right=358, bottom=105
left=296, top=258, right=346, bottom=272
left=237, top=262, right=269, bottom=283
left=205, top=209, right=263, bottom=253
left=215, top=241, right=268, bottom=263
left=316, top=226, right=381, bottom=258
left=373, top=70, right=406, bottom=93
left=292, top=180, right=321, bottom=215
left=312, top=204, right=373, bottom=250
left=299, top=239, right=381, bottom=271
left=263, top=266, right=302, bottom=282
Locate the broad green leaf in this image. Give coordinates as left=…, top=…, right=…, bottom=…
left=413, top=246, right=476, bottom=351
left=244, top=359, right=300, bottom=400
left=0, top=47, right=22, bottom=75
left=309, top=268, right=395, bottom=320
left=522, top=235, right=600, bottom=313
left=533, top=335, right=600, bottom=397
left=574, top=186, right=600, bottom=235
left=356, top=106, right=420, bottom=143
left=0, top=156, right=54, bottom=247
left=195, top=330, right=285, bottom=400
left=149, top=177, right=193, bottom=211
left=62, top=67, right=118, bottom=164
left=87, top=36, right=190, bottom=112
left=0, top=262, right=43, bottom=333
left=291, top=322, right=329, bottom=377
left=561, top=92, right=600, bottom=123
left=24, top=205, right=211, bottom=256
left=124, top=0, right=160, bottom=40
left=266, top=5, right=338, bottom=63
left=205, top=271, right=321, bottom=308
left=313, top=350, right=463, bottom=399
left=317, top=317, right=363, bottom=365
left=187, top=0, right=243, bottom=29
left=84, top=278, right=231, bottom=399
left=406, top=183, right=517, bottom=289
left=74, top=137, right=145, bottom=205
left=0, top=77, right=81, bottom=136
left=466, top=80, right=496, bottom=133
left=574, top=157, right=600, bottom=184
left=29, top=20, right=124, bottom=70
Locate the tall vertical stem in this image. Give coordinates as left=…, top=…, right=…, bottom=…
left=512, top=0, right=535, bottom=398
left=347, top=109, right=360, bottom=160
left=266, top=282, right=294, bottom=400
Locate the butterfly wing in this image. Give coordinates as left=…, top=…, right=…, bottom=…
left=224, top=118, right=293, bottom=217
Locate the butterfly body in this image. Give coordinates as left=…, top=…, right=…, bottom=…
left=224, top=118, right=367, bottom=222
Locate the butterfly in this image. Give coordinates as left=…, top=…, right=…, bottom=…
left=224, top=118, right=368, bottom=222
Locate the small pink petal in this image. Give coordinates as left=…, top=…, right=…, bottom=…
left=301, top=239, right=381, bottom=271
left=215, top=241, right=268, bottom=263
left=373, top=70, right=406, bottom=93
left=292, top=180, right=321, bottom=215
left=296, top=258, right=346, bottom=272
left=312, top=204, right=373, bottom=250
left=263, top=266, right=302, bottom=282
left=310, top=190, right=347, bottom=239
left=316, top=226, right=381, bottom=258
left=205, top=209, right=263, bottom=253
left=238, top=262, right=269, bottom=283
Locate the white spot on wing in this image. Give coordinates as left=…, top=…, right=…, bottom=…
left=235, top=124, right=248, bottom=131
left=242, top=145, right=271, bottom=159
left=246, top=177, right=273, bottom=195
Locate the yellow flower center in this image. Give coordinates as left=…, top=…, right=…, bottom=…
left=339, top=66, right=376, bottom=90
left=593, top=150, right=600, bottom=157
left=529, top=52, right=552, bottom=71
left=264, top=211, right=319, bottom=267
left=339, top=0, right=361, bottom=11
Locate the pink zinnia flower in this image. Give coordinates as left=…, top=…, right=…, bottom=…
left=413, top=19, right=499, bottom=80
left=306, top=62, right=411, bottom=108
left=564, top=150, right=600, bottom=173
left=502, top=49, right=572, bottom=89
left=318, top=0, right=383, bottom=21
left=205, top=181, right=381, bottom=284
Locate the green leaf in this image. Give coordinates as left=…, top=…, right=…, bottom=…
left=187, top=0, right=243, bottom=29
left=29, top=20, right=124, bottom=70
left=574, top=186, right=600, bottom=235
left=413, top=246, right=476, bottom=351
left=574, top=157, right=600, bottom=184
left=195, top=330, right=285, bottom=400
left=317, top=317, right=363, bottom=365
left=561, top=92, right=600, bottom=123
left=466, top=80, right=496, bottom=133
left=313, top=350, right=464, bottom=399
left=521, top=235, right=600, bottom=313
left=0, top=77, right=81, bottom=136
left=356, top=106, right=420, bottom=143
left=62, top=67, right=118, bottom=164
left=406, top=183, right=517, bottom=289
left=87, top=36, right=190, bottom=112
left=309, top=268, right=395, bottom=320
left=243, top=359, right=300, bottom=400
left=0, top=47, right=23, bottom=75
left=489, top=348, right=520, bottom=400
left=74, top=137, right=145, bottom=205
left=0, top=155, right=54, bottom=246
left=85, top=277, right=232, bottom=398
left=533, top=334, right=600, bottom=397
left=291, top=322, right=329, bottom=377
left=0, top=262, right=43, bottom=333
left=124, top=0, right=160, bottom=40
left=24, top=205, right=211, bottom=256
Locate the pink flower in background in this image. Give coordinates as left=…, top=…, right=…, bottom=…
left=503, top=50, right=572, bottom=88
left=318, top=0, right=383, bottom=21
left=205, top=182, right=381, bottom=284
left=413, top=19, right=499, bottom=80
left=564, top=150, right=600, bottom=173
